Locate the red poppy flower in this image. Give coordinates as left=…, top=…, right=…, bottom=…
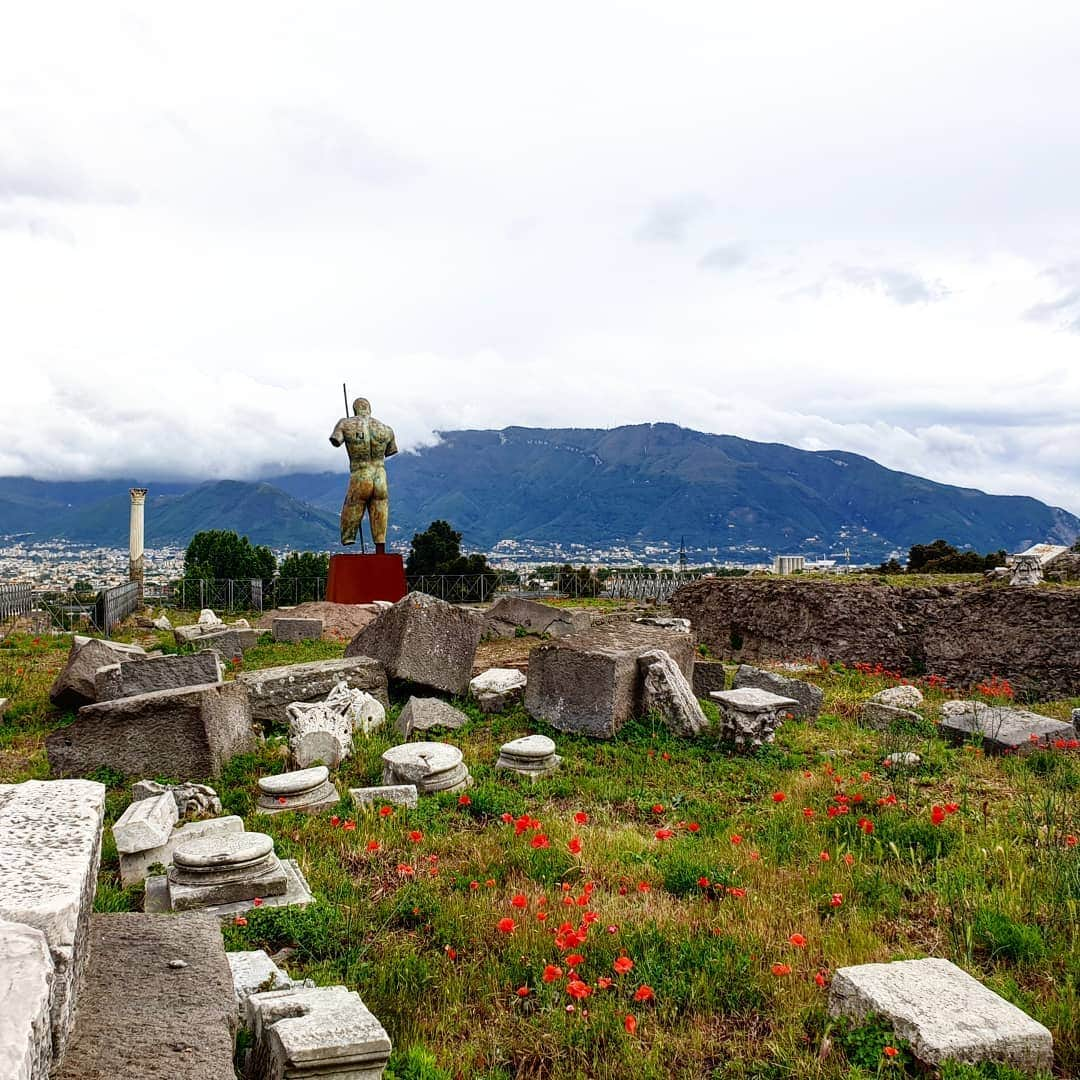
left=944, top=802, right=959, bottom=814
left=252, top=897, right=263, bottom=907
left=234, top=916, right=247, bottom=926
left=637, top=882, right=651, bottom=892
left=613, top=956, right=634, bottom=975
left=788, top=933, right=807, bottom=947
left=814, top=970, right=827, bottom=988
left=654, top=828, right=674, bottom=841
left=408, top=830, right=423, bottom=843
left=276, top=796, right=287, bottom=805
left=843, top=853, right=854, bottom=866
left=802, top=808, right=814, bottom=820
left=596, top=976, right=612, bottom=989
left=511, top=893, right=528, bottom=909
left=343, top=820, right=356, bottom=831
left=651, top=804, right=664, bottom=814
left=378, top=806, right=393, bottom=818
left=858, top=818, right=874, bottom=835
left=771, top=963, right=792, bottom=976
left=730, top=834, right=743, bottom=845
left=567, top=979, right=592, bottom=1000
left=772, top=791, right=786, bottom=803
left=397, top=864, right=415, bottom=876
left=633, top=985, right=655, bottom=1002
left=542, top=964, right=563, bottom=982
left=624, top=1014, right=638, bottom=1034
left=485, top=879, right=495, bottom=887
left=500, top=812, right=514, bottom=823
left=497, top=918, right=516, bottom=934
left=330, top=816, right=340, bottom=827
left=530, top=834, right=550, bottom=849
left=686, top=821, right=700, bottom=833
left=566, top=953, right=584, bottom=967
left=819, top=851, right=830, bottom=862
left=574, top=811, right=589, bottom=825
left=458, top=794, right=472, bottom=806
left=830, top=893, right=843, bottom=907
left=726, top=886, right=747, bottom=899
left=568, top=837, right=582, bottom=855
left=698, top=876, right=710, bottom=888
left=1065, top=834, right=1077, bottom=847
left=366, top=840, right=380, bottom=852
left=445, top=946, right=457, bottom=960
left=883, top=1046, right=898, bottom=1058
left=931, top=805, right=946, bottom=825
left=536, top=912, right=548, bottom=922
left=469, top=880, right=480, bottom=890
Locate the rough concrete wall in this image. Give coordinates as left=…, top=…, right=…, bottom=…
left=672, top=579, right=1080, bottom=699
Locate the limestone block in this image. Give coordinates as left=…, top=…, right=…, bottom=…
left=382, top=742, right=471, bottom=794
left=256, top=767, right=340, bottom=815
left=52, top=912, right=237, bottom=1080
left=396, top=696, right=469, bottom=738
left=112, top=792, right=179, bottom=854
left=196, top=626, right=257, bottom=657
left=118, top=815, right=244, bottom=887
left=634, top=616, right=691, bottom=633
left=151, top=614, right=172, bottom=631
left=245, top=984, right=392, bottom=1080
left=691, top=659, right=727, bottom=698
left=0, top=779, right=106, bottom=1061
left=47, top=682, right=256, bottom=780
left=145, top=859, right=313, bottom=919
left=94, top=650, right=223, bottom=701
left=484, top=597, right=591, bottom=639
left=0, top=919, right=54, bottom=1080
left=938, top=701, right=1075, bottom=754
left=238, top=656, right=388, bottom=727
left=828, top=957, right=1052, bottom=1071
left=639, top=649, right=709, bottom=736
left=48, top=638, right=148, bottom=710
left=873, top=684, right=924, bottom=709
left=858, top=701, right=921, bottom=731
left=167, top=832, right=288, bottom=911
left=525, top=623, right=696, bottom=738
left=469, top=668, right=527, bottom=713
left=495, top=735, right=561, bottom=778
left=710, top=687, right=800, bottom=748
left=733, top=664, right=823, bottom=719
left=272, top=617, right=324, bottom=643
left=227, top=951, right=295, bottom=1020
left=349, top=785, right=419, bottom=810
left=198, top=609, right=224, bottom=627
left=345, top=592, right=482, bottom=695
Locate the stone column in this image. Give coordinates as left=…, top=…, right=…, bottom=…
left=129, top=488, right=148, bottom=595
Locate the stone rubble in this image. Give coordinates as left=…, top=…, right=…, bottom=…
left=111, top=792, right=179, bottom=855
left=495, top=734, right=561, bottom=778
left=638, top=649, right=709, bottom=736
left=49, top=638, right=149, bottom=710
left=396, top=696, right=469, bottom=738
left=93, top=649, right=223, bottom=701
left=272, top=617, right=324, bottom=643
left=131, top=779, right=223, bottom=818
left=238, top=656, right=388, bottom=728
left=345, top=592, right=483, bottom=695
left=117, top=815, right=245, bottom=888
left=286, top=681, right=384, bottom=768
left=732, top=664, right=823, bottom=719
left=828, top=957, right=1053, bottom=1071
left=872, top=684, right=924, bottom=709
left=634, top=615, right=691, bottom=633
left=382, top=741, right=472, bottom=795
left=256, top=767, right=340, bottom=815
left=858, top=701, right=921, bottom=731
left=227, top=950, right=298, bottom=1018
left=0, top=918, right=53, bottom=1080
left=469, top=667, right=527, bottom=713
left=691, top=658, right=727, bottom=698
left=483, top=596, right=591, bottom=639
left=710, top=687, right=801, bottom=748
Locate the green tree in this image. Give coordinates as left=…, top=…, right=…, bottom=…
left=183, top=530, right=276, bottom=583
left=275, top=551, right=330, bottom=604
left=906, top=539, right=1007, bottom=574
left=406, top=520, right=497, bottom=601
left=1071, top=536, right=1080, bottom=553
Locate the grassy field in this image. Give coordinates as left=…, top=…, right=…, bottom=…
left=1, top=627, right=1078, bottom=1080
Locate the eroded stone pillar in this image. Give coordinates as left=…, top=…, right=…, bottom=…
left=129, top=488, right=147, bottom=594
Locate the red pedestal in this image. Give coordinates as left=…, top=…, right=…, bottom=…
left=326, top=553, right=408, bottom=605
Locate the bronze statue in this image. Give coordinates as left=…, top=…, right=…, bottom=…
left=329, top=397, right=398, bottom=553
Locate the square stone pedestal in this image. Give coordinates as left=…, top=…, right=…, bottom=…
left=326, top=554, right=407, bottom=604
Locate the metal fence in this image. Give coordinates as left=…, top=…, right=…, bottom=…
left=603, top=570, right=707, bottom=601
left=95, top=581, right=141, bottom=635
left=0, top=582, right=32, bottom=621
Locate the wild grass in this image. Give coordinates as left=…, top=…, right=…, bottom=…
left=0, top=630, right=1076, bottom=1078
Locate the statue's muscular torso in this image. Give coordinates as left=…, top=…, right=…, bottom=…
left=330, top=416, right=398, bottom=470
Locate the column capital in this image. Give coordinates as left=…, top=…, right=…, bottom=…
left=129, top=488, right=148, bottom=503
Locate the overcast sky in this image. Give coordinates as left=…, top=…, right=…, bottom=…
left=3, top=3, right=1080, bottom=513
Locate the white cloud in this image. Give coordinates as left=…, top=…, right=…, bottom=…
left=2, top=1, right=1080, bottom=518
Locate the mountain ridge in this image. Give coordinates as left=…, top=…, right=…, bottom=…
left=1, top=424, right=1076, bottom=558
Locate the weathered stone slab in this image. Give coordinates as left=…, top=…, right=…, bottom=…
left=53, top=913, right=236, bottom=1080
left=732, top=664, right=823, bottom=719
left=635, top=616, right=691, bottom=633
left=345, top=592, right=482, bottom=695
left=828, top=957, right=1053, bottom=1071
left=272, top=617, right=324, bottom=643
left=382, top=741, right=471, bottom=794
left=144, top=859, right=313, bottom=919
left=397, top=696, right=469, bottom=738
left=193, top=626, right=257, bottom=658
left=245, top=984, right=392, bottom=1080
left=639, top=649, right=709, bottom=736
left=111, top=792, right=179, bottom=854
left=349, top=784, right=419, bottom=810
left=0, top=918, right=53, bottom=1080
left=118, top=815, right=244, bottom=887
left=484, top=597, right=591, bottom=639
left=495, top=735, right=561, bottom=778
left=94, top=650, right=223, bottom=701
left=524, top=623, right=696, bottom=738
left=238, top=656, right=388, bottom=727
left=167, top=832, right=287, bottom=911
left=0, top=779, right=106, bottom=1061
left=691, top=659, right=728, bottom=698
left=49, top=638, right=148, bottom=710
left=256, top=767, right=340, bottom=815
left=938, top=700, right=1075, bottom=754
left=469, top=668, right=527, bottom=713
left=227, top=950, right=295, bottom=1020
left=48, top=682, right=256, bottom=780
left=710, top=687, right=800, bottom=749
left=858, top=701, right=921, bottom=731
